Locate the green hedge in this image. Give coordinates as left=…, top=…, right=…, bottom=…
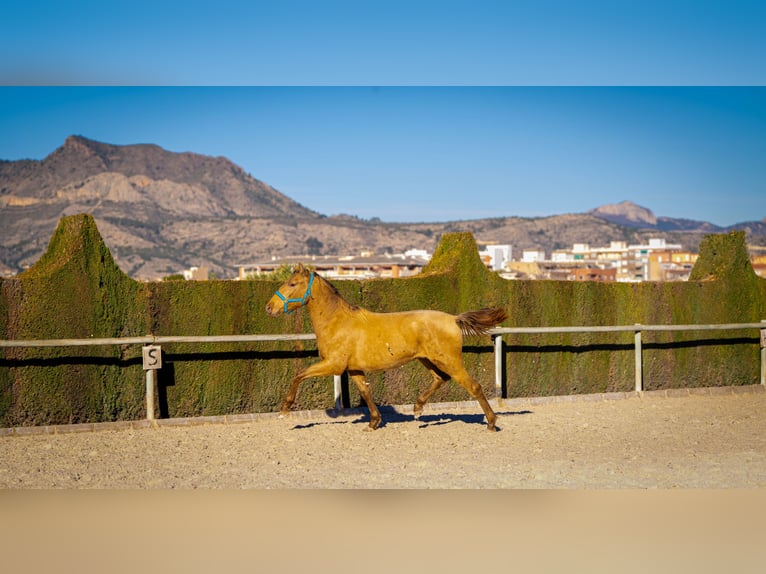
left=0, top=215, right=149, bottom=425
left=1, top=216, right=764, bottom=426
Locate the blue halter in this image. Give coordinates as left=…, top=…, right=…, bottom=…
left=274, top=272, right=315, bottom=315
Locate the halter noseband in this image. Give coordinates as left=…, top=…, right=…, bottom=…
left=274, top=272, right=315, bottom=315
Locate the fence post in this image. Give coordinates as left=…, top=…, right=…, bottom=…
left=494, top=334, right=504, bottom=400
left=334, top=374, right=343, bottom=410
left=145, top=370, right=157, bottom=420
left=142, top=345, right=162, bottom=420
left=761, top=320, right=765, bottom=386
left=634, top=325, right=643, bottom=393
left=334, top=372, right=351, bottom=411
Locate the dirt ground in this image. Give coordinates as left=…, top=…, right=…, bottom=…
left=2, top=386, right=765, bottom=488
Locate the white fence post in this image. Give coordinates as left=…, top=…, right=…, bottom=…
left=334, top=374, right=343, bottom=411
left=145, top=370, right=157, bottom=420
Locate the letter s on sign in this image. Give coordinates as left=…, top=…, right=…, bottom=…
left=142, top=345, right=162, bottom=370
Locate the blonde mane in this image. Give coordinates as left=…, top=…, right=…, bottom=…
left=312, top=272, right=359, bottom=315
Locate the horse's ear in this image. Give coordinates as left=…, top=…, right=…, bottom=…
left=295, top=263, right=305, bottom=274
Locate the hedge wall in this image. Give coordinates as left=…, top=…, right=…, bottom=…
left=1, top=215, right=764, bottom=426
left=0, top=215, right=149, bottom=425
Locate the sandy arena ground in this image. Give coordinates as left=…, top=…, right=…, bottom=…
left=1, top=386, right=765, bottom=488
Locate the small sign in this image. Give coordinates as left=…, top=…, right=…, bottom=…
left=142, top=345, right=162, bottom=370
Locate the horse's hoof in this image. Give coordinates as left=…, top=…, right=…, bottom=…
left=487, top=425, right=498, bottom=432
left=365, top=419, right=381, bottom=431
left=278, top=411, right=290, bottom=419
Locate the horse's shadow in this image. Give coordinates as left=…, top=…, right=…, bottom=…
left=413, top=410, right=532, bottom=430
left=290, top=406, right=532, bottom=431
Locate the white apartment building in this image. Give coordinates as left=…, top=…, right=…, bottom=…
left=526, top=238, right=687, bottom=282
left=480, top=244, right=512, bottom=271
left=522, top=249, right=546, bottom=263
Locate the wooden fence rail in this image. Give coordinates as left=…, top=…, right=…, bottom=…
left=2, top=322, right=765, bottom=421
left=491, top=321, right=766, bottom=397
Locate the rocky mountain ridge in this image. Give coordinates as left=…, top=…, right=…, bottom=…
left=1, top=136, right=764, bottom=280
left=588, top=200, right=741, bottom=233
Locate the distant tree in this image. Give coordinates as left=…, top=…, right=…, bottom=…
left=305, top=236, right=323, bottom=255
left=162, top=273, right=185, bottom=281
left=246, top=264, right=295, bottom=281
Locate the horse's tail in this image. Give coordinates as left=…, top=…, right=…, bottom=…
left=455, top=307, right=508, bottom=337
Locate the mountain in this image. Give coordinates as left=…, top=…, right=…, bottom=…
left=588, top=200, right=658, bottom=227
left=0, top=135, right=318, bottom=218
left=0, top=136, right=321, bottom=278
left=2, top=137, right=765, bottom=280
left=587, top=199, right=764, bottom=235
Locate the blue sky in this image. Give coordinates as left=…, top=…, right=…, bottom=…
left=2, top=0, right=765, bottom=85
left=1, top=87, right=764, bottom=226
left=1, top=1, right=765, bottom=226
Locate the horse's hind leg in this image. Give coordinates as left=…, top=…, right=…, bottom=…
left=349, top=371, right=382, bottom=430
left=452, top=367, right=497, bottom=431
left=432, top=359, right=497, bottom=431
left=413, top=359, right=450, bottom=418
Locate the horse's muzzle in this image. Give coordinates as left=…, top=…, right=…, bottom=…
left=265, top=302, right=281, bottom=317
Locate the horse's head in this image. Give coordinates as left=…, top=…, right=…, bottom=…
left=265, top=264, right=316, bottom=317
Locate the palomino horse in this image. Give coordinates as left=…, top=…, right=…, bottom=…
left=265, top=264, right=507, bottom=431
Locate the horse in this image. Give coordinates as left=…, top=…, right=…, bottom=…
left=265, top=264, right=507, bottom=431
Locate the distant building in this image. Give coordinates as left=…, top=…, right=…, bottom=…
left=749, top=252, right=766, bottom=278
left=237, top=251, right=430, bottom=280
left=648, top=251, right=698, bottom=281
left=403, top=248, right=430, bottom=259
left=479, top=244, right=512, bottom=271
left=567, top=267, right=617, bottom=282
left=507, top=238, right=694, bottom=282
left=521, top=249, right=546, bottom=263
left=183, top=266, right=210, bottom=281
left=230, top=235, right=762, bottom=284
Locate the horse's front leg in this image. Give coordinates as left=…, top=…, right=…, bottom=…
left=349, top=371, right=381, bottom=431
left=280, top=359, right=343, bottom=416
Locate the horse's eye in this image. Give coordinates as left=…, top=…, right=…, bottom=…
left=288, top=282, right=296, bottom=287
